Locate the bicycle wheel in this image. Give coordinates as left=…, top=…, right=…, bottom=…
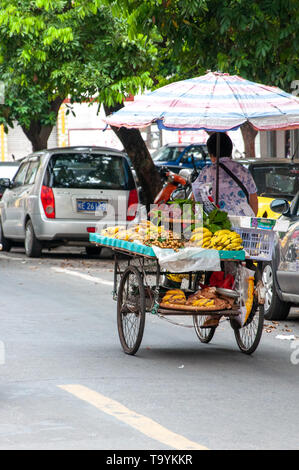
left=231, top=264, right=264, bottom=355
left=193, top=315, right=216, bottom=344
left=117, top=265, right=146, bottom=355
left=232, top=304, right=264, bottom=355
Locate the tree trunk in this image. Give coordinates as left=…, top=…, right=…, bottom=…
left=21, top=122, right=54, bottom=151
left=104, top=103, right=162, bottom=205
left=240, top=122, right=258, bottom=158
left=21, top=96, right=64, bottom=152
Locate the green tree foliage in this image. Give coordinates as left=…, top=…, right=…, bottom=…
left=112, top=0, right=299, bottom=90
left=0, top=0, right=163, bottom=202
left=0, top=0, right=154, bottom=150
left=107, top=0, right=299, bottom=157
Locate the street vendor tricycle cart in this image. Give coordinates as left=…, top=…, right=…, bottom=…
left=90, top=229, right=271, bottom=356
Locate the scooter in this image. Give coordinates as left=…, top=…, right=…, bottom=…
left=138, top=155, right=202, bottom=220
left=154, top=153, right=200, bottom=205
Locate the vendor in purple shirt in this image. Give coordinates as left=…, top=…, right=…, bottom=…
left=192, top=132, right=258, bottom=216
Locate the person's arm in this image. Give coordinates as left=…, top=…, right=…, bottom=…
left=249, top=192, right=258, bottom=216
left=239, top=165, right=258, bottom=216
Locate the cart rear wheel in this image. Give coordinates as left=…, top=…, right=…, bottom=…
left=231, top=304, right=264, bottom=355
left=193, top=315, right=216, bottom=344
left=230, top=264, right=264, bottom=355
left=117, top=266, right=146, bottom=355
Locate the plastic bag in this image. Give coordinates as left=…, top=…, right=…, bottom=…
left=152, top=246, right=221, bottom=273
left=234, top=265, right=255, bottom=327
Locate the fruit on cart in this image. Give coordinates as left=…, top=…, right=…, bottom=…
left=167, top=274, right=184, bottom=282
left=191, top=298, right=215, bottom=307
left=164, top=289, right=185, bottom=295
left=162, top=289, right=186, bottom=304
left=186, top=287, right=231, bottom=309
left=114, top=230, right=130, bottom=240
left=160, top=286, right=234, bottom=310
left=187, top=287, right=217, bottom=302
left=187, top=225, right=243, bottom=251
left=205, top=230, right=243, bottom=251
left=101, top=226, right=126, bottom=236
left=143, top=230, right=184, bottom=251
left=189, top=227, right=213, bottom=247
left=100, top=222, right=185, bottom=249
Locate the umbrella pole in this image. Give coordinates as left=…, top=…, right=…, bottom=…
left=215, top=132, right=220, bottom=205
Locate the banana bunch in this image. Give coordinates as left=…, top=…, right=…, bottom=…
left=166, top=274, right=185, bottom=283
left=207, top=229, right=244, bottom=251
left=192, top=298, right=215, bottom=307
left=162, top=289, right=186, bottom=305
left=189, top=227, right=213, bottom=248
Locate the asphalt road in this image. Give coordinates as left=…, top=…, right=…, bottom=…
left=0, top=247, right=299, bottom=450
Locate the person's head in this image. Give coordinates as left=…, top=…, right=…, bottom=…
left=207, top=132, right=233, bottom=163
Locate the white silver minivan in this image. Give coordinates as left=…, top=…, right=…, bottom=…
left=0, top=147, right=139, bottom=257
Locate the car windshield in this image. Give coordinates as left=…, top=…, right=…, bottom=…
left=251, top=164, right=299, bottom=197
left=152, top=146, right=186, bottom=162
left=47, top=153, right=132, bottom=190
left=181, top=145, right=208, bottom=162
left=0, top=165, right=20, bottom=180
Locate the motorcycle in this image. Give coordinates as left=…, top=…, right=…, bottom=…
left=138, top=153, right=214, bottom=221
left=154, top=153, right=200, bottom=205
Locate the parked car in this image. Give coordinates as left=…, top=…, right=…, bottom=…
left=235, top=158, right=299, bottom=218
left=0, top=146, right=138, bottom=257
left=261, top=193, right=299, bottom=320
left=0, top=161, right=21, bottom=199
left=152, top=142, right=210, bottom=173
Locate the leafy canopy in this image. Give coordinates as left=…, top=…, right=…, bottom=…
left=107, top=0, right=299, bottom=90
left=0, top=0, right=155, bottom=131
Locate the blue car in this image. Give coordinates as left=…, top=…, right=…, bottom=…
left=152, top=142, right=211, bottom=173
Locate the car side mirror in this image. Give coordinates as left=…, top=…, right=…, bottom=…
left=270, top=198, right=290, bottom=216
left=0, top=178, right=12, bottom=189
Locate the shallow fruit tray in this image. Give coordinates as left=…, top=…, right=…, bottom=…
left=90, top=234, right=246, bottom=261
left=158, top=305, right=240, bottom=316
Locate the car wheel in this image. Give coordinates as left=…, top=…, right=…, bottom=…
left=25, top=220, right=42, bottom=258
left=262, top=262, right=291, bottom=321
left=85, top=246, right=102, bottom=257
left=0, top=219, right=12, bottom=252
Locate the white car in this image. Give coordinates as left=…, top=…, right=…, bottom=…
left=0, top=147, right=139, bottom=257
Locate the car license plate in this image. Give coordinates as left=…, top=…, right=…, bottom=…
left=77, top=200, right=107, bottom=212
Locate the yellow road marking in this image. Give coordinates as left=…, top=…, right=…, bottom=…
left=59, top=384, right=208, bottom=451
left=1, top=124, right=5, bottom=162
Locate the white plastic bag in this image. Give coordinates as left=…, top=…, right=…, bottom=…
left=234, top=266, right=255, bottom=327
left=152, top=246, right=221, bottom=273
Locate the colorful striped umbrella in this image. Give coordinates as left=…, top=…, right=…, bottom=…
left=106, top=71, right=299, bottom=132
